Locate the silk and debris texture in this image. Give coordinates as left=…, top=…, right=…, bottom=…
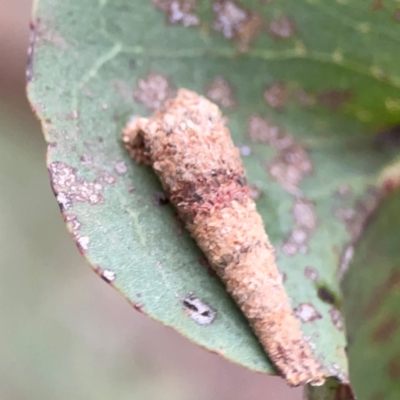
left=123, top=89, right=326, bottom=386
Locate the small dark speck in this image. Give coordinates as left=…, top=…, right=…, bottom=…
left=129, top=59, right=137, bottom=69
left=193, top=192, right=203, bottom=201
left=317, top=286, right=336, bottom=305
left=199, top=256, right=216, bottom=277
left=98, top=137, right=104, bottom=143
left=182, top=299, right=199, bottom=312
left=153, top=191, right=169, bottom=206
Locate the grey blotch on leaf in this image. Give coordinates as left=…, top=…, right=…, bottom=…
left=182, top=293, right=217, bottom=326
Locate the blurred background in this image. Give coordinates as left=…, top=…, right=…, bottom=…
left=0, top=1, right=302, bottom=399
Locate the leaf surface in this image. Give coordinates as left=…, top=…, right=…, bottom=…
left=28, top=0, right=400, bottom=380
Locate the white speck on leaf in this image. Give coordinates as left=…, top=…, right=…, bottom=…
left=304, top=266, right=319, bottom=281
left=239, top=145, right=251, bottom=156
left=182, top=294, right=217, bottom=326
left=78, top=236, right=90, bottom=250
left=295, top=303, right=322, bottom=323
left=329, top=308, right=344, bottom=331
left=114, top=161, right=128, bottom=175
left=102, top=269, right=116, bottom=282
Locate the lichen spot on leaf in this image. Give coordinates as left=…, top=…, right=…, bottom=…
left=268, top=15, right=296, bottom=39
left=295, top=303, right=322, bottom=323
left=152, top=0, right=200, bottom=27
left=205, top=76, right=237, bottom=108
left=213, top=0, right=261, bottom=52
left=49, top=161, right=104, bottom=210
left=133, top=73, right=175, bottom=110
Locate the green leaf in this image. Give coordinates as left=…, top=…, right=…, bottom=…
left=343, top=191, right=400, bottom=400
left=27, top=0, right=400, bottom=383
